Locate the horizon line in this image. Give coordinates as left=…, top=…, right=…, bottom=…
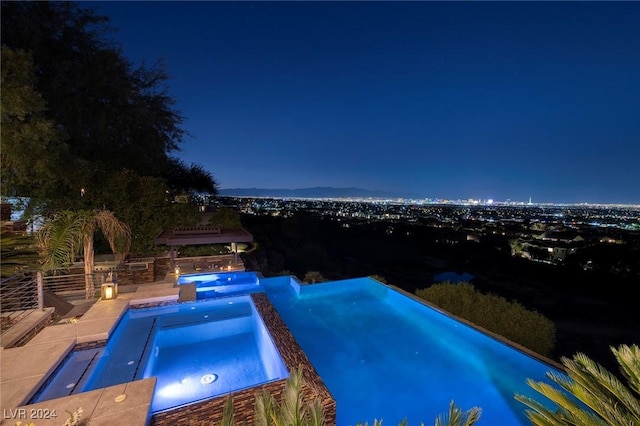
left=217, top=187, right=640, bottom=206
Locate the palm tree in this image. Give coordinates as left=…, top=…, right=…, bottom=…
left=515, top=344, right=640, bottom=425
left=37, top=209, right=131, bottom=298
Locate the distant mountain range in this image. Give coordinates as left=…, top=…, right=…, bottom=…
left=219, top=187, right=409, bottom=199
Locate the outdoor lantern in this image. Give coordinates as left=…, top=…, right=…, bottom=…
left=101, top=281, right=117, bottom=300
left=175, top=265, right=181, bottom=275
left=101, top=273, right=118, bottom=300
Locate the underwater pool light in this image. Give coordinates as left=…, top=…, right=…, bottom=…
left=200, top=374, right=218, bottom=385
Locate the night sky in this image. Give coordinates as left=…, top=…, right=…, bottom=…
left=89, top=1, right=639, bottom=204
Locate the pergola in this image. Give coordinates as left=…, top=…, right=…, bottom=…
left=154, top=226, right=254, bottom=268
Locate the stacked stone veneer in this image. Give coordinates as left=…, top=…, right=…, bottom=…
left=116, top=267, right=155, bottom=285
left=150, top=293, right=336, bottom=426
left=154, top=257, right=171, bottom=280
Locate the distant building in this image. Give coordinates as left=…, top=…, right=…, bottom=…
left=518, top=239, right=581, bottom=264
left=599, top=236, right=623, bottom=244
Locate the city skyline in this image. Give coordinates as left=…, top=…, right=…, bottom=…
left=216, top=186, right=640, bottom=207
left=91, top=1, right=640, bottom=204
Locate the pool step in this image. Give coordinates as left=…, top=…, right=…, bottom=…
left=81, top=316, right=158, bottom=390
left=29, top=347, right=105, bottom=403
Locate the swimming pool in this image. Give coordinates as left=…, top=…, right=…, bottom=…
left=177, top=271, right=262, bottom=299
left=262, top=276, right=561, bottom=426
left=30, top=295, right=288, bottom=414
left=29, top=273, right=561, bottom=424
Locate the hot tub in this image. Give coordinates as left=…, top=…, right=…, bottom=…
left=30, top=295, right=288, bottom=414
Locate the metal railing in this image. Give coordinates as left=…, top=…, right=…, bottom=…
left=0, top=272, right=43, bottom=313
left=43, top=272, right=107, bottom=300
left=0, top=270, right=110, bottom=317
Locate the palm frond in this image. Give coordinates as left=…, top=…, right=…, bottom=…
left=523, top=379, right=606, bottom=425
left=612, top=344, right=640, bottom=397
left=37, top=210, right=85, bottom=270
left=435, top=400, right=482, bottom=426
left=306, top=401, right=325, bottom=426
left=220, top=394, right=234, bottom=426
left=560, top=353, right=640, bottom=425
left=281, top=367, right=303, bottom=426
left=92, top=209, right=132, bottom=256
left=355, top=420, right=383, bottom=426
left=462, top=407, right=481, bottom=426
left=252, top=367, right=326, bottom=426
left=516, top=345, right=640, bottom=426
left=254, top=389, right=277, bottom=426
left=514, top=394, right=565, bottom=426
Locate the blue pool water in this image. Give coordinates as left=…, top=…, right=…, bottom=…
left=177, top=271, right=262, bottom=299
left=30, top=295, right=288, bottom=413
left=262, top=276, right=561, bottom=426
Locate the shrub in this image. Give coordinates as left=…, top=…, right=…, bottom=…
left=303, top=271, right=328, bottom=284
left=178, top=244, right=230, bottom=257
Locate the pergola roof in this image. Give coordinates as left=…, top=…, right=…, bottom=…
left=154, top=226, right=253, bottom=246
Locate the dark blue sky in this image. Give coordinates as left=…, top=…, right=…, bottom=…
left=90, top=1, right=639, bottom=204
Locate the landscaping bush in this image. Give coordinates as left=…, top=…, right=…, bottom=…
left=303, top=271, right=329, bottom=284
left=178, top=244, right=230, bottom=257
left=415, top=282, right=555, bottom=356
